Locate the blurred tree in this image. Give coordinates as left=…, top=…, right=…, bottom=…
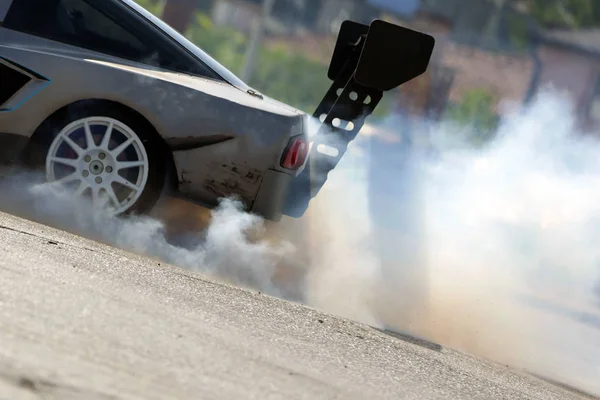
left=485, top=0, right=600, bottom=49
left=241, top=0, right=276, bottom=81
left=523, top=0, right=600, bottom=29
left=133, top=2, right=392, bottom=115
left=484, top=0, right=510, bottom=47
left=133, top=0, right=163, bottom=15
left=187, top=13, right=248, bottom=74
left=186, top=12, right=332, bottom=113
left=161, top=0, right=198, bottom=33
left=251, top=45, right=331, bottom=112
left=445, top=88, right=499, bottom=144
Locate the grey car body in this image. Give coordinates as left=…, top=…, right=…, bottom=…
left=0, top=0, right=434, bottom=220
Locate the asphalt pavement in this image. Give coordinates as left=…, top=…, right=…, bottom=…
left=0, top=210, right=596, bottom=400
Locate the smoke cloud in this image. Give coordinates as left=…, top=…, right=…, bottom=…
left=0, top=88, right=599, bottom=396
left=0, top=171, right=295, bottom=297
left=296, top=88, right=600, bottom=396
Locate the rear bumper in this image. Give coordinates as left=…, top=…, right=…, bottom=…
left=251, top=168, right=294, bottom=221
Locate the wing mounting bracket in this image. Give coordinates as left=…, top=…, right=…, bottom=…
left=283, top=19, right=435, bottom=218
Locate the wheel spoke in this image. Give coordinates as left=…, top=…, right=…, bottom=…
left=84, top=121, right=94, bottom=150
left=74, top=180, right=89, bottom=196
left=95, top=190, right=112, bottom=210
left=117, top=160, right=144, bottom=170
left=91, top=185, right=100, bottom=205
left=49, top=156, right=78, bottom=169
left=112, top=175, right=141, bottom=192
left=100, top=121, right=114, bottom=150
left=47, top=117, right=149, bottom=215
left=62, top=134, right=85, bottom=157
left=111, top=137, right=133, bottom=157
left=105, top=185, right=121, bottom=209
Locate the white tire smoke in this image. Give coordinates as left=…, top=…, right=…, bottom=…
left=0, top=88, right=598, bottom=396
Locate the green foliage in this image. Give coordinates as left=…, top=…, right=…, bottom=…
left=185, top=13, right=334, bottom=113
left=505, top=13, right=530, bottom=49
left=524, top=0, right=600, bottom=29
left=132, top=4, right=393, bottom=115
left=250, top=46, right=331, bottom=112
left=501, top=0, right=600, bottom=49
left=132, top=0, right=163, bottom=16
left=186, top=14, right=247, bottom=76
left=445, top=88, right=500, bottom=145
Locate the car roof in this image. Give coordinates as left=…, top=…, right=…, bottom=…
left=121, top=0, right=252, bottom=92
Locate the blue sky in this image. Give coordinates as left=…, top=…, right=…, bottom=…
left=366, top=0, right=420, bottom=16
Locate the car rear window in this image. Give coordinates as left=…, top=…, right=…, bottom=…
left=3, top=0, right=220, bottom=80
left=5, top=0, right=154, bottom=63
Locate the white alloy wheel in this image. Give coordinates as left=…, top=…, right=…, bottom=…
left=45, top=116, right=150, bottom=214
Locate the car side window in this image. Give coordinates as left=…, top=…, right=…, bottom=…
left=4, top=0, right=220, bottom=80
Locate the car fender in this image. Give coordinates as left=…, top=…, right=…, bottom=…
left=0, top=32, right=304, bottom=206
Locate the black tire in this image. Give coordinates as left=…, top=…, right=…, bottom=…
left=21, top=101, right=167, bottom=215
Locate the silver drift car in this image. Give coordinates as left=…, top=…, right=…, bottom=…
left=0, top=0, right=434, bottom=220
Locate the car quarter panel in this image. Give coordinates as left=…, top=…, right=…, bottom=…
left=0, top=31, right=305, bottom=207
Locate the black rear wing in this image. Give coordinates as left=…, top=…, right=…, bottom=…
left=282, top=19, right=435, bottom=218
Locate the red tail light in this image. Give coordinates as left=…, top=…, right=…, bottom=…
left=281, top=136, right=308, bottom=170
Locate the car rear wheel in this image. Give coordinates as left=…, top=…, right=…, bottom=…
left=24, top=103, right=166, bottom=215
